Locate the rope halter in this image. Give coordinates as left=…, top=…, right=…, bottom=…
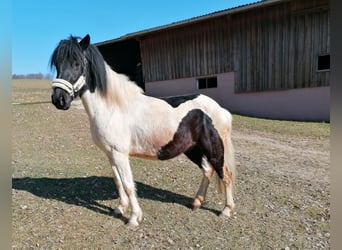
left=51, top=75, right=86, bottom=98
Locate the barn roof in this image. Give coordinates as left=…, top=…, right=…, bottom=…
left=96, top=0, right=286, bottom=46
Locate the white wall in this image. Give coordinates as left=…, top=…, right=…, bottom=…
left=145, top=72, right=330, bottom=121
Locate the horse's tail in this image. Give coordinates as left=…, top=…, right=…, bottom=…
left=216, top=111, right=236, bottom=193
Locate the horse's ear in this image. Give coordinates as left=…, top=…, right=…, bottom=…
left=79, top=34, right=90, bottom=50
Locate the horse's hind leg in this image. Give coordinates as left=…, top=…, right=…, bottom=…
left=198, top=115, right=235, bottom=218
left=219, top=131, right=236, bottom=219
left=192, top=159, right=214, bottom=210
left=219, top=166, right=235, bottom=218
left=184, top=147, right=214, bottom=210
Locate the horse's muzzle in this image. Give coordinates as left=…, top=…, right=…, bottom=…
left=51, top=88, right=73, bottom=110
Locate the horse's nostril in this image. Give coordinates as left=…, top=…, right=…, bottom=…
left=59, top=96, right=65, bottom=106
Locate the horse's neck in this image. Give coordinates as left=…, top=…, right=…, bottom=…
left=80, top=90, right=103, bottom=121
left=80, top=66, right=143, bottom=121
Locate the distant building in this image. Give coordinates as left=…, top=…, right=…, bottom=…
left=96, top=0, right=330, bottom=121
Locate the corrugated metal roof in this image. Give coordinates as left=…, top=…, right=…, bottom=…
left=96, top=0, right=286, bottom=46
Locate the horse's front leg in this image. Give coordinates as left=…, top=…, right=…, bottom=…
left=111, top=150, right=142, bottom=228
left=108, top=156, right=129, bottom=216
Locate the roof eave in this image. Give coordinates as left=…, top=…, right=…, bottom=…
left=96, top=0, right=287, bottom=46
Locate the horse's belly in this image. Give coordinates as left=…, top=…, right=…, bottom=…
left=129, top=124, right=177, bottom=158
left=129, top=153, right=158, bottom=160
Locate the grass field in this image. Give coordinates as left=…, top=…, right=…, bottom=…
left=12, top=79, right=330, bottom=249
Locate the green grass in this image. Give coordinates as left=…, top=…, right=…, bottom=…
left=233, top=114, right=330, bottom=138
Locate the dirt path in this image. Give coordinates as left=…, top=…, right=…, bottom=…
left=233, top=128, right=329, bottom=184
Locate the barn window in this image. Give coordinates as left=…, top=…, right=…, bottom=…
left=197, top=77, right=217, bottom=89
left=317, top=54, right=330, bottom=71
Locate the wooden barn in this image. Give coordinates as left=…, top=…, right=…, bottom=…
left=96, top=0, right=330, bottom=121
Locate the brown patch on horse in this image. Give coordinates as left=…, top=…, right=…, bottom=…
left=157, top=109, right=225, bottom=179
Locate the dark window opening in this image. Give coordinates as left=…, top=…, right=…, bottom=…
left=197, top=77, right=217, bottom=89
left=318, top=54, right=330, bottom=71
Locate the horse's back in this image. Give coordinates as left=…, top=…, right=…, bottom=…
left=174, top=94, right=232, bottom=130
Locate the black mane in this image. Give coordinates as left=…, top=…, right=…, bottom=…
left=50, top=35, right=107, bottom=94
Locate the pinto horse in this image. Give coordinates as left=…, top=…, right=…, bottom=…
left=50, top=34, right=236, bottom=228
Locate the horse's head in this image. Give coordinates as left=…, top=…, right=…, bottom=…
left=50, top=35, right=91, bottom=110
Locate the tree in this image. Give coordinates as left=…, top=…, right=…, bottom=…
left=12, top=73, right=49, bottom=80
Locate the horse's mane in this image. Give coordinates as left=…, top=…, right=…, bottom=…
left=104, top=64, right=144, bottom=108
left=50, top=35, right=107, bottom=95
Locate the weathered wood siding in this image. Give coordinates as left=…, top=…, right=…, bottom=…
left=140, top=17, right=234, bottom=82
left=139, top=0, right=329, bottom=92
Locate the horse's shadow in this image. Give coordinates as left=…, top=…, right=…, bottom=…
left=12, top=176, right=220, bottom=222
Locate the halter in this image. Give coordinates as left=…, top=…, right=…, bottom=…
left=52, top=75, right=86, bottom=97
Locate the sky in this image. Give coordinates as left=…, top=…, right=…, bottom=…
left=12, top=0, right=255, bottom=76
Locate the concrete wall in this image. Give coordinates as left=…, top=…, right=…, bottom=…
left=145, top=72, right=330, bottom=121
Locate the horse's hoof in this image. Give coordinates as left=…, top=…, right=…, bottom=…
left=126, top=221, right=139, bottom=229
left=219, top=204, right=235, bottom=219
left=191, top=198, right=202, bottom=211
left=113, top=207, right=124, bottom=217
left=191, top=196, right=204, bottom=211
left=219, top=212, right=231, bottom=220
left=137, top=212, right=143, bottom=222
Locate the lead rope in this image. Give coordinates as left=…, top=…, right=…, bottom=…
left=52, top=75, right=86, bottom=97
